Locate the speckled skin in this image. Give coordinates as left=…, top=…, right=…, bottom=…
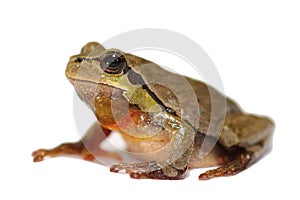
left=32, top=42, right=274, bottom=180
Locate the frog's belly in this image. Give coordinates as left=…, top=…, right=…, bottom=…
left=120, top=132, right=231, bottom=168
left=120, top=132, right=171, bottom=163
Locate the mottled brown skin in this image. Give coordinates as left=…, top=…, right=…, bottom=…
left=32, top=42, right=274, bottom=180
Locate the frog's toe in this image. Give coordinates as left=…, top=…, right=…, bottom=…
left=110, top=162, right=160, bottom=179
left=129, top=171, right=152, bottom=179
left=128, top=169, right=165, bottom=179
left=110, top=162, right=130, bottom=173
left=32, top=149, right=49, bottom=162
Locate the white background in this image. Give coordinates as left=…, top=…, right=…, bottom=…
left=0, top=0, right=299, bottom=199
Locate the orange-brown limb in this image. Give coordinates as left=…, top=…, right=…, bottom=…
left=32, top=122, right=121, bottom=162
left=199, top=150, right=253, bottom=180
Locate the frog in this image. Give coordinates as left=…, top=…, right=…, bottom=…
left=32, top=42, right=274, bottom=180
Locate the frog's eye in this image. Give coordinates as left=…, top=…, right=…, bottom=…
left=74, top=57, right=85, bottom=63
left=100, top=50, right=127, bottom=74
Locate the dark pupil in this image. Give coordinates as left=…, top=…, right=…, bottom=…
left=105, top=55, right=121, bottom=68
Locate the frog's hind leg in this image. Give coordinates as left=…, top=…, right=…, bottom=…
left=198, top=149, right=253, bottom=180
left=32, top=122, right=121, bottom=162
left=198, top=114, right=274, bottom=180
left=199, top=126, right=273, bottom=180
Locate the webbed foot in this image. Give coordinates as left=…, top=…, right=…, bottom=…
left=110, top=161, right=187, bottom=180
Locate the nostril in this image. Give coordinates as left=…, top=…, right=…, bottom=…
left=74, top=57, right=84, bottom=63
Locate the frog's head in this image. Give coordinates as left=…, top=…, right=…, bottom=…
left=66, top=42, right=155, bottom=110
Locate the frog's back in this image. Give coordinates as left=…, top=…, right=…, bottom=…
left=186, top=77, right=243, bottom=135
left=129, top=57, right=241, bottom=135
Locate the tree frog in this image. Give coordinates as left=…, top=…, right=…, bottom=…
left=32, top=42, right=274, bottom=180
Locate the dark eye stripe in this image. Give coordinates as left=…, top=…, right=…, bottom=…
left=127, top=68, right=176, bottom=115
left=74, top=57, right=98, bottom=63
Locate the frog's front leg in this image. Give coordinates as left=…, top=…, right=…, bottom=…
left=110, top=160, right=188, bottom=179
left=32, top=122, right=120, bottom=162
left=110, top=119, right=195, bottom=180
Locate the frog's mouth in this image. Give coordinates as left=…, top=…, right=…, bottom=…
left=67, top=76, right=100, bottom=86
left=67, top=77, right=124, bottom=93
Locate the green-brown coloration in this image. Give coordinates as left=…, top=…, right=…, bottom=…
left=32, top=42, right=274, bottom=180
